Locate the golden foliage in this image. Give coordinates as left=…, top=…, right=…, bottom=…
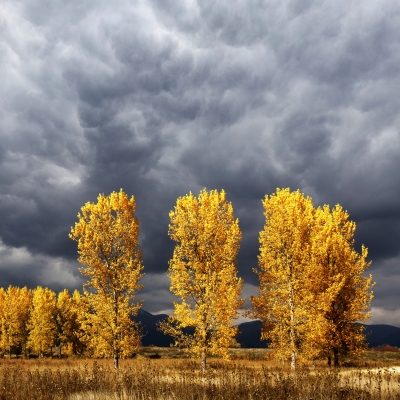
left=69, top=189, right=143, bottom=368
left=160, top=188, right=244, bottom=370
left=57, top=289, right=88, bottom=356
left=251, top=188, right=374, bottom=369
left=28, top=287, right=57, bottom=357
left=309, top=204, right=374, bottom=366
left=0, top=187, right=375, bottom=368
left=251, top=188, right=316, bottom=369
left=0, top=286, right=32, bottom=355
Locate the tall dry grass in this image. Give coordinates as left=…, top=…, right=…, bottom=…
left=0, top=357, right=399, bottom=399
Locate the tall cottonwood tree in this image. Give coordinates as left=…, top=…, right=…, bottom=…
left=251, top=189, right=374, bottom=369
left=309, top=204, right=374, bottom=367
left=250, top=188, right=317, bottom=370
left=160, top=189, right=244, bottom=371
left=69, top=189, right=144, bottom=369
left=28, top=287, right=57, bottom=357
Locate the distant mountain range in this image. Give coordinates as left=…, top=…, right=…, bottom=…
left=134, top=310, right=400, bottom=348
left=133, top=309, right=174, bottom=347
left=362, top=324, right=400, bottom=348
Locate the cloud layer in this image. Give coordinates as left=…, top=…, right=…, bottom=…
left=1, top=0, right=399, bottom=325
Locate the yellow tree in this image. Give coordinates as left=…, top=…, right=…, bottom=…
left=16, top=286, right=33, bottom=356
left=57, top=289, right=87, bottom=356
left=57, top=289, right=73, bottom=356
left=0, top=286, right=32, bottom=357
left=0, top=287, right=6, bottom=356
left=309, top=204, right=374, bottom=367
left=28, top=287, right=57, bottom=357
left=69, top=189, right=144, bottom=369
left=69, top=290, right=91, bottom=355
left=160, top=188, right=244, bottom=371
left=250, top=188, right=317, bottom=370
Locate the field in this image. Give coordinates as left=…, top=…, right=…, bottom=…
left=1, top=349, right=400, bottom=399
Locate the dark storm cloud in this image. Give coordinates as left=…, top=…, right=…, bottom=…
left=1, top=0, right=400, bottom=322
left=0, top=239, right=83, bottom=293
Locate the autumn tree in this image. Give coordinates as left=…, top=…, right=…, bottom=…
left=251, top=189, right=374, bottom=370
left=0, top=286, right=32, bottom=357
left=250, top=188, right=317, bottom=370
left=69, top=290, right=91, bottom=355
left=17, top=287, right=33, bottom=356
left=69, top=189, right=144, bottom=369
left=57, top=289, right=87, bottom=356
left=0, top=288, right=6, bottom=356
left=57, top=289, right=73, bottom=356
left=28, top=287, right=57, bottom=357
left=160, top=189, right=244, bottom=371
left=309, top=204, right=374, bottom=367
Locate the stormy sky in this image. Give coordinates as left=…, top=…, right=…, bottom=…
left=1, top=0, right=399, bottom=326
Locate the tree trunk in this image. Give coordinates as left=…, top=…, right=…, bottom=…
left=327, top=355, right=332, bottom=366
left=113, top=302, right=120, bottom=370
left=333, top=347, right=339, bottom=368
left=201, top=350, right=206, bottom=373
left=291, top=350, right=296, bottom=371
left=289, top=281, right=296, bottom=371
left=114, top=351, right=119, bottom=370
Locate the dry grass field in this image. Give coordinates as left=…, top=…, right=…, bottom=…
left=1, top=349, right=400, bottom=399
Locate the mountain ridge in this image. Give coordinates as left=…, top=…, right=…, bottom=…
left=134, top=310, right=400, bottom=348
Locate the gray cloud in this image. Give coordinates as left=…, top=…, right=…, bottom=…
left=1, top=0, right=399, bottom=325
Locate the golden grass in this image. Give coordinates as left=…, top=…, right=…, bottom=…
left=0, top=351, right=399, bottom=399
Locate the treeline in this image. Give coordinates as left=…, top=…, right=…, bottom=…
left=0, top=286, right=91, bottom=358
left=0, top=188, right=375, bottom=370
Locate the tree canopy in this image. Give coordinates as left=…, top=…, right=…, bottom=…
left=251, top=188, right=374, bottom=369
left=69, top=189, right=144, bottom=369
left=160, top=188, right=244, bottom=371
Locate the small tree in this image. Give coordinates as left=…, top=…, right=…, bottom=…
left=1, top=286, right=32, bottom=357
left=0, top=288, right=6, bottom=356
left=69, top=189, right=144, bottom=369
left=57, top=289, right=87, bottom=356
left=160, top=188, right=244, bottom=371
left=28, top=287, right=57, bottom=357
